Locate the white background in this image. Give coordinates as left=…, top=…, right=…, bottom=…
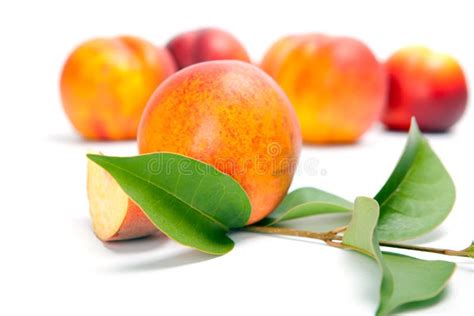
left=0, top=0, right=473, bottom=315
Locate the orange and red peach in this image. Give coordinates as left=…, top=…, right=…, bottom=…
left=382, top=46, right=468, bottom=132
left=167, top=28, right=250, bottom=69
left=138, top=61, right=301, bottom=224
left=60, top=36, right=177, bottom=140
left=261, top=34, right=387, bottom=144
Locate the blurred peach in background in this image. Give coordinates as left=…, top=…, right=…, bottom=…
left=382, top=46, right=468, bottom=132
left=60, top=36, right=176, bottom=140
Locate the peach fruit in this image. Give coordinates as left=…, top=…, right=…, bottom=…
left=138, top=61, right=302, bottom=224
left=382, top=46, right=468, bottom=132
left=60, top=36, right=177, bottom=140
left=87, top=156, right=156, bottom=241
left=261, top=34, right=387, bottom=143
left=166, top=28, right=250, bottom=69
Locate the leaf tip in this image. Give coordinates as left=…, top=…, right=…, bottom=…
left=86, top=153, right=101, bottom=162
left=355, top=196, right=380, bottom=210
left=409, top=117, right=421, bottom=135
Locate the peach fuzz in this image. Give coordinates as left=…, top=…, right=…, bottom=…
left=167, top=28, right=250, bottom=69
left=60, top=36, right=177, bottom=140
left=138, top=61, right=302, bottom=224
left=261, top=34, right=387, bottom=144
left=382, top=46, right=468, bottom=132
left=87, top=157, right=156, bottom=241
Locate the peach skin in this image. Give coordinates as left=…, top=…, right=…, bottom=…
left=382, top=46, right=468, bottom=132
left=138, top=61, right=302, bottom=224
left=261, top=34, right=387, bottom=144
left=87, top=157, right=156, bottom=241
left=167, top=28, right=250, bottom=69
left=60, top=36, right=177, bottom=140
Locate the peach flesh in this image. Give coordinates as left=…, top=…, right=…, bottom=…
left=87, top=158, right=156, bottom=241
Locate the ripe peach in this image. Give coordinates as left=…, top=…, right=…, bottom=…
left=60, top=36, right=177, bottom=140
left=87, top=157, right=156, bottom=241
left=138, top=61, right=302, bottom=224
left=261, top=34, right=387, bottom=143
left=166, top=28, right=250, bottom=69
left=382, top=46, right=468, bottom=132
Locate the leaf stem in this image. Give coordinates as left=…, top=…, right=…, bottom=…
left=244, top=225, right=337, bottom=241
left=367, top=239, right=472, bottom=258
left=244, top=226, right=473, bottom=259
left=329, top=225, right=347, bottom=234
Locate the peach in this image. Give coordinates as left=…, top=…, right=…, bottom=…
left=382, top=46, right=468, bottom=132
left=60, top=36, right=177, bottom=140
left=166, top=28, right=250, bottom=69
left=138, top=61, right=302, bottom=224
left=87, top=156, right=156, bottom=241
left=261, top=34, right=387, bottom=143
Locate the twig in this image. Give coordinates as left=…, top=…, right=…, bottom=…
left=244, top=226, right=473, bottom=259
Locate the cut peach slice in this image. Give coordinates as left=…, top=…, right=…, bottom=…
left=87, top=157, right=157, bottom=241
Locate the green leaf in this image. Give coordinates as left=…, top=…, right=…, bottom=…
left=343, top=197, right=455, bottom=316
left=375, top=118, right=455, bottom=241
left=87, top=153, right=251, bottom=255
left=258, top=187, right=352, bottom=226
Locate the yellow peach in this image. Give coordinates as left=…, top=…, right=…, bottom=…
left=261, top=34, right=387, bottom=143
left=60, top=36, right=176, bottom=140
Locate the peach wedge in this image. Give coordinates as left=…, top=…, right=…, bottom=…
left=87, top=157, right=156, bottom=241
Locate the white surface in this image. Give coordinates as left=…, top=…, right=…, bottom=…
left=0, top=0, right=473, bottom=315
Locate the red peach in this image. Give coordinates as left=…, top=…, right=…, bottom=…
left=167, top=28, right=250, bottom=69
left=382, top=46, right=468, bottom=132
